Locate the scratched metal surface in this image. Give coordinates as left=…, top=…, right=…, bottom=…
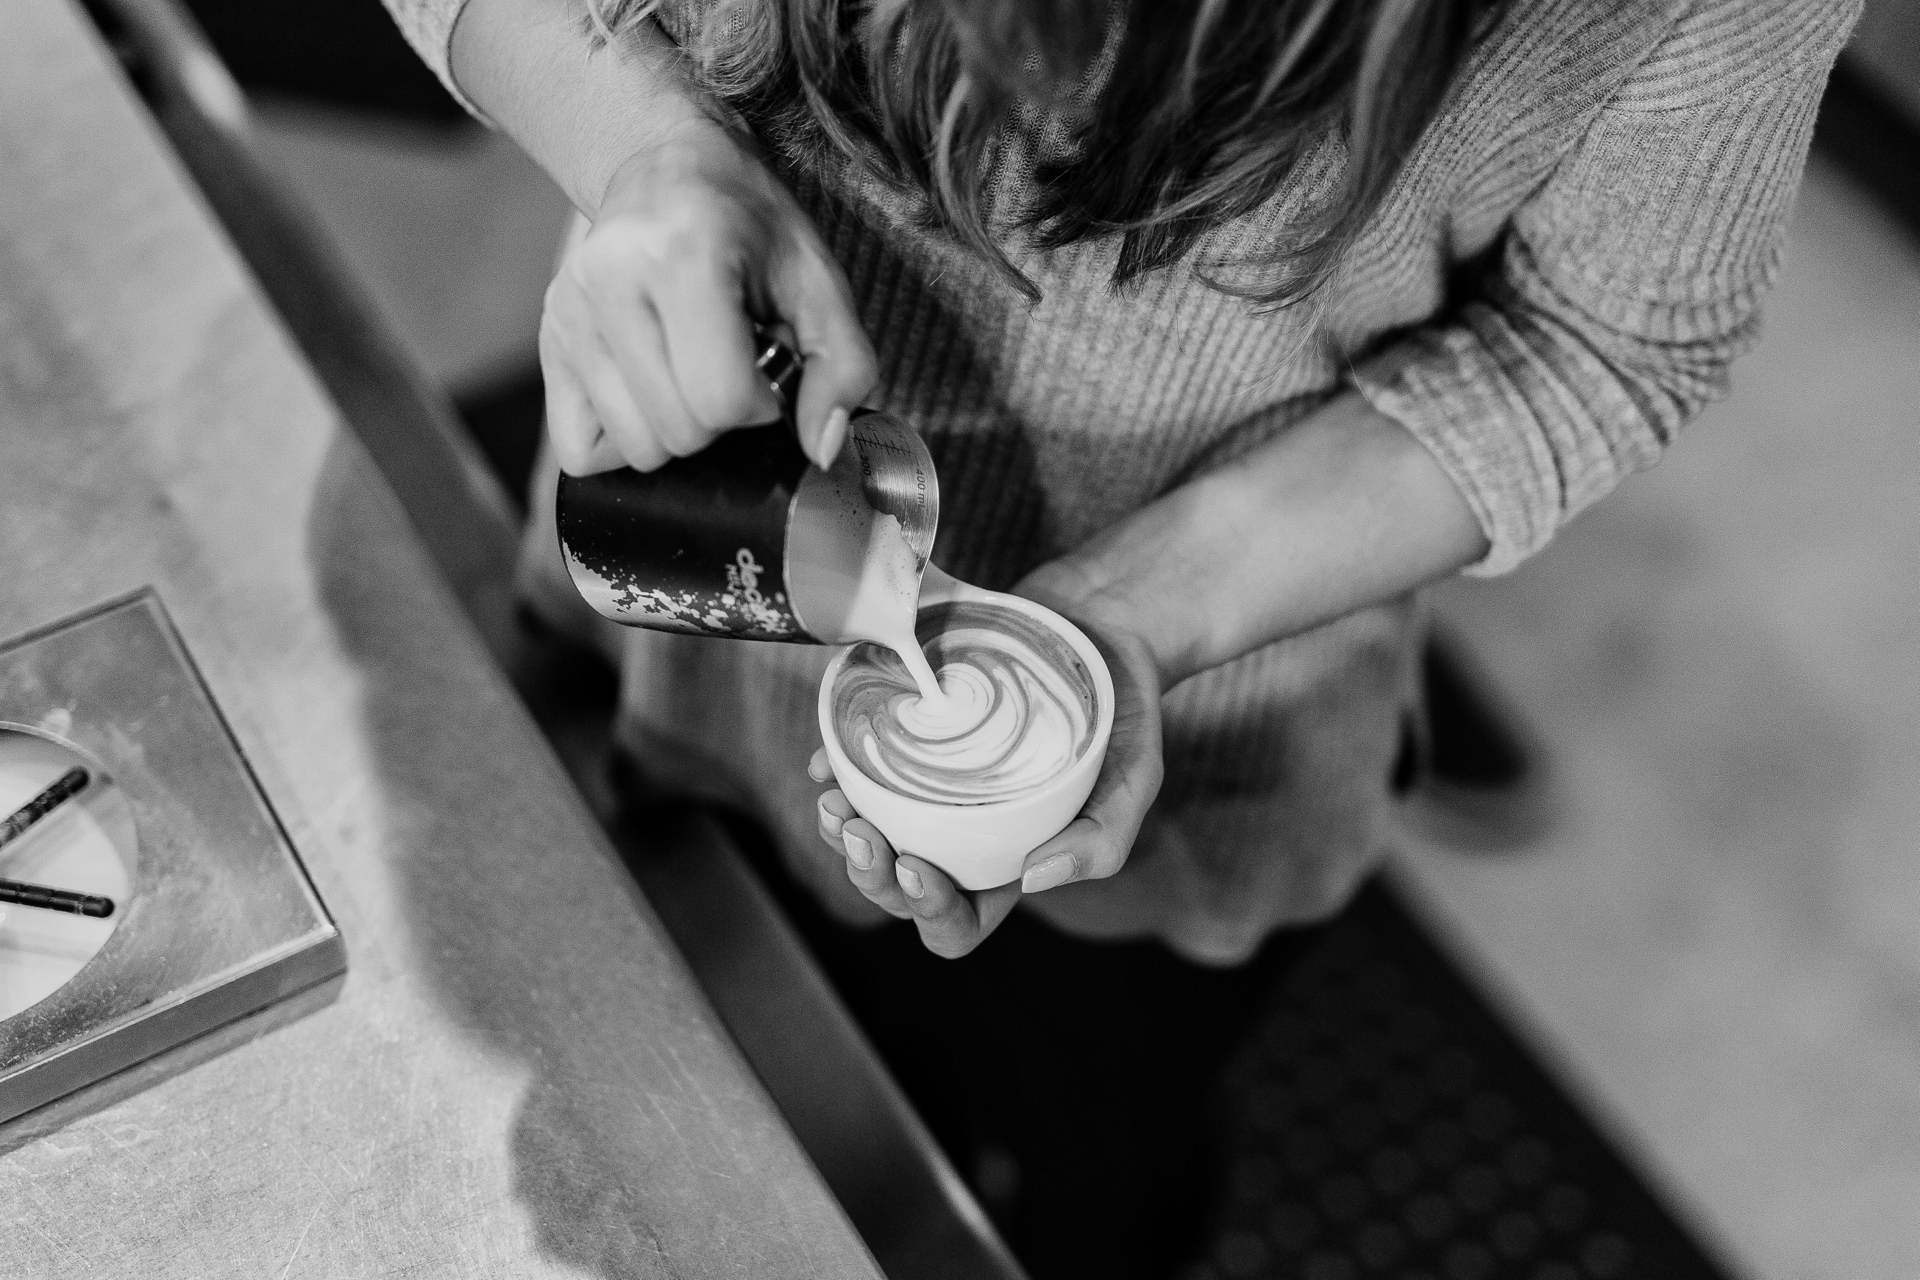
left=0, top=2, right=883, bottom=1275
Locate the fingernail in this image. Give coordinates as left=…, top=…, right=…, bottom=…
left=1022, top=855, right=1074, bottom=894
left=843, top=831, right=873, bottom=871
left=895, top=861, right=924, bottom=899
left=818, top=799, right=843, bottom=836
left=815, top=406, right=848, bottom=469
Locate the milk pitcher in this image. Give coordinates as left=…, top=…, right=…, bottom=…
left=554, top=335, right=939, bottom=643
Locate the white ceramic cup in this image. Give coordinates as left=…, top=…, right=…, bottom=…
left=816, top=570, right=1115, bottom=891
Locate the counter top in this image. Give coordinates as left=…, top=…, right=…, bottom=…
left=0, top=1, right=882, bottom=1275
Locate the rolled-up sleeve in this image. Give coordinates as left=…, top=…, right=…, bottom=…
left=380, top=0, right=482, bottom=115
left=1353, top=0, right=1861, bottom=576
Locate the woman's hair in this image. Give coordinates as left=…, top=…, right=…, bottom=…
left=591, top=0, right=1493, bottom=306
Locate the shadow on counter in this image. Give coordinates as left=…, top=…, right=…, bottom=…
left=306, top=437, right=697, bottom=1278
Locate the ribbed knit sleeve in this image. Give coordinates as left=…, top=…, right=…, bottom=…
left=378, top=0, right=482, bottom=115
left=1352, top=0, right=1860, bottom=576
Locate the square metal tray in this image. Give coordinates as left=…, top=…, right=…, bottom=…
left=0, top=589, right=344, bottom=1124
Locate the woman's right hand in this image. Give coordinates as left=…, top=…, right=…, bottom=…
left=541, top=119, right=878, bottom=476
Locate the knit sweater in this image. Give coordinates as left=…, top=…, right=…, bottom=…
left=386, top=0, right=1858, bottom=933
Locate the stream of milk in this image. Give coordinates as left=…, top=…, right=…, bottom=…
left=784, top=460, right=946, bottom=706
left=838, top=513, right=946, bottom=707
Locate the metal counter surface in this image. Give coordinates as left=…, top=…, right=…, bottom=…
left=0, top=1, right=883, bottom=1275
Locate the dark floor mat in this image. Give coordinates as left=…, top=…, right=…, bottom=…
left=1177, top=882, right=1736, bottom=1280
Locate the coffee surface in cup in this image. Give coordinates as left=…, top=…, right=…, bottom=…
left=831, top=599, right=1098, bottom=804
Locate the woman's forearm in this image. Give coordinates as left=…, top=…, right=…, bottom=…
left=450, top=0, right=724, bottom=214
left=1031, top=393, right=1489, bottom=688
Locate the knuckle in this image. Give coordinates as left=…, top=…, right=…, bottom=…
left=561, top=243, right=615, bottom=292
left=575, top=257, right=635, bottom=306
left=571, top=237, right=662, bottom=301
left=1080, top=846, right=1126, bottom=882
left=591, top=205, right=724, bottom=273
left=588, top=385, right=636, bottom=432
left=658, top=422, right=720, bottom=459
left=688, top=376, right=769, bottom=430
left=613, top=428, right=669, bottom=473
left=657, top=206, right=723, bottom=257
left=577, top=220, right=649, bottom=267
left=551, top=437, right=591, bottom=476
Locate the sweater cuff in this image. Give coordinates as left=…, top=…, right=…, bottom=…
left=1349, top=329, right=1560, bottom=579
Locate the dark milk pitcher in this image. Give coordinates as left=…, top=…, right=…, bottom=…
left=555, top=334, right=939, bottom=643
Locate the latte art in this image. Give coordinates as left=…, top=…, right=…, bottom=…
left=831, top=601, right=1098, bottom=804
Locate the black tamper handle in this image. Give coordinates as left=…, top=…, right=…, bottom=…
left=0, top=766, right=89, bottom=856
left=0, top=878, right=115, bottom=918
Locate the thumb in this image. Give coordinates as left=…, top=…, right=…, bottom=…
left=775, top=252, right=878, bottom=469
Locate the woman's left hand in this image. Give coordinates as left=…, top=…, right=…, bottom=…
left=808, top=569, right=1166, bottom=958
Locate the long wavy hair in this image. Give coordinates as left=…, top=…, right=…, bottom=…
left=589, top=0, right=1493, bottom=306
